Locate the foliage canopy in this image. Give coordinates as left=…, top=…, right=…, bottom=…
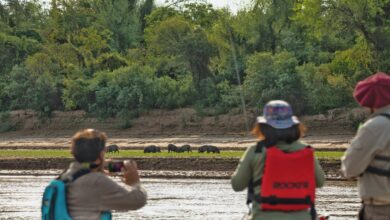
left=1, top=0, right=389, bottom=122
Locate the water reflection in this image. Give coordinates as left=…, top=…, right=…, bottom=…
left=0, top=175, right=358, bottom=219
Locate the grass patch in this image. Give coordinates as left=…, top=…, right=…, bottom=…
left=0, top=150, right=72, bottom=158
left=0, top=150, right=344, bottom=160
left=315, top=151, right=344, bottom=160
left=0, top=150, right=241, bottom=158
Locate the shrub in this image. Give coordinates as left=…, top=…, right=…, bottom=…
left=92, top=86, right=120, bottom=119
left=154, top=74, right=196, bottom=109
left=329, top=40, right=372, bottom=86
left=3, top=65, right=61, bottom=117
left=95, top=53, right=128, bottom=72
left=244, top=52, right=306, bottom=113
left=62, top=78, right=92, bottom=111
left=0, top=111, right=14, bottom=132
left=347, top=111, right=368, bottom=130
left=3, top=65, right=31, bottom=110
left=297, top=63, right=353, bottom=114
left=89, top=64, right=196, bottom=122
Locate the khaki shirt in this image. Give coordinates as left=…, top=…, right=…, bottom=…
left=61, top=162, right=147, bottom=220
left=231, top=141, right=325, bottom=220
left=341, top=105, right=390, bottom=203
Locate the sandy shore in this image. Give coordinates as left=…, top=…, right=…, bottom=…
left=0, top=134, right=352, bottom=151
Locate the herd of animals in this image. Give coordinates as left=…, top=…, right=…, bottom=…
left=105, top=144, right=220, bottom=154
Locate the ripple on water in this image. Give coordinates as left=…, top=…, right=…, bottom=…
left=0, top=175, right=359, bottom=220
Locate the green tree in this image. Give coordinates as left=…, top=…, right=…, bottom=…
left=62, top=78, right=92, bottom=111
left=145, top=16, right=214, bottom=88
left=244, top=52, right=305, bottom=113
left=139, top=0, right=155, bottom=32
left=294, top=0, right=390, bottom=71
left=249, top=0, right=296, bottom=54
left=4, top=65, right=61, bottom=116
left=298, top=63, right=353, bottom=113
left=182, top=3, right=220, bottom=29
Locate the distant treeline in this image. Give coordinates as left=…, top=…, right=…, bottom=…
left=0, top=0, right=389, bottom=124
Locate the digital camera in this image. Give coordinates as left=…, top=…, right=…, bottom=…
left=107, top=161, right=124, bottom=173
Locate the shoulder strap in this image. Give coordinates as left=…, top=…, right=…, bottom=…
left=372, top=113, right=390, bottom=120
left=100, top=211, right=112, bottom=220
left=373, top=155, right=390, bottom=162
left=71, top=169, right=90, bottom=182
left=255, top=141, right=266, bottom=153
left=366, top=155, right=390, bottom=177
left=247, top=141, right=266, bottom=205
left=60, top=169, right=90, bottom=183
left=364, top=113, right=390, bottom=177
left=378, top=113, right=390, bottom=120
left=366, top=166, right=390, bottom=177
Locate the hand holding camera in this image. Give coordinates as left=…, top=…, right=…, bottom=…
left=107, top=161, right=125, bottom=173
left=121, top=160, right=140, bottom=186
left=106, top=160, right=140, bottom=186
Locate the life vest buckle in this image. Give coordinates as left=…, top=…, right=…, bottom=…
left=304, top=195, right=311, bottom=204
left=267, top=195, right=278, bottom=205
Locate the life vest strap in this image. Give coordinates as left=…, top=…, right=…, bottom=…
left=251, top=178, right=262, bottom=187
left=378, top=113, right=390, bottom=120
left=249, top=194, right=312, bottom=205
left=363, top=113, right=390, bottom=177
left=261, top=195, right=312, bottom=205
left=247, top=194, right=317, bottom=219
left=366, top=166, right=390, bottom=177
left=373, top=155, right=390, bottom=162
left=255, top=141, right=266, bottom=153
left=246, top=141, right=266, bottom=204
left=247, top=178, right=262, bottom=205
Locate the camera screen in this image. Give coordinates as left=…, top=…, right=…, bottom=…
left=108, top=161, right=124, bottom=173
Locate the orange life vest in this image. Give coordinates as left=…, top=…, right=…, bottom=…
left=260, top=146, right=315, bottom=211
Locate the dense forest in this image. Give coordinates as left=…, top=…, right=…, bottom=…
left=0, top=0, right=389, bottom=125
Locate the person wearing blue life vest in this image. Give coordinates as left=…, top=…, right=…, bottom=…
left=342, top=72, right=390, bottom=220
left=59, top=129, right=147, bottom=220
left=231, top=100, right=325, bottom=220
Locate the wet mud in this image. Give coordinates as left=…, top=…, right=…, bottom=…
left=0, top=158, right=345, bottom=180
left=0, top=175, right=359, bottom=220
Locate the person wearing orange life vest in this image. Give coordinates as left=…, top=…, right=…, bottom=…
left=341, top=72, right=390, bottom=220
left=231, top=100, right=325, bottom=220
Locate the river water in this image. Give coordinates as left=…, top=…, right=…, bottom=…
left=0, top=174, right=359, bottom=220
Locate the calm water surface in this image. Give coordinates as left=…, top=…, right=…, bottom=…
left=0, top=174, right=359, bottom=220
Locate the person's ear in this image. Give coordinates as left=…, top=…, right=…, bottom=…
left=93, top=151, right=105, bottom=165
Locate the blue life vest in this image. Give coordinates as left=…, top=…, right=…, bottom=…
left=41, top=169, right=112, bottom=220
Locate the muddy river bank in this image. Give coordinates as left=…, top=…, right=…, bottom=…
left=0, top=174, right=359, bottom=220
left=0, top=158, right=344, bottom=180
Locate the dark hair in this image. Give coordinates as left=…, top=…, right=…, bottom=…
left=255, top=123, right=301, bottom=147
left=71, top=129, right=107, bottom=163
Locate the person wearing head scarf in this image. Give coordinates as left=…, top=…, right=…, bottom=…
left=342, top=72, right=390, bottom=219
left=231, top=100, right=325, bottom=220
